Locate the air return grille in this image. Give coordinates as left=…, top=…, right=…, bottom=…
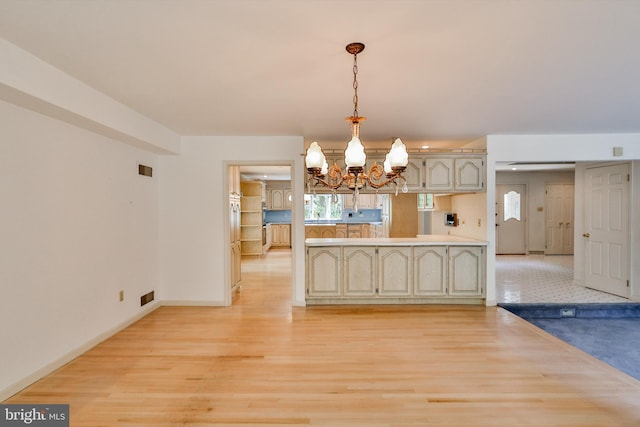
left=138, top=164, right=153, bottom=177
left=140, top=291, right=155, bottom=307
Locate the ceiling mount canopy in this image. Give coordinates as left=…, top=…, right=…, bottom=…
left=305, top=42, right=409, bottom=211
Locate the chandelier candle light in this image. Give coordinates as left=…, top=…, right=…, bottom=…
left=305, top=42, right=409, bottom=211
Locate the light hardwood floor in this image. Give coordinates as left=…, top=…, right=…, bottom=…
left=6, top=248, right=640, bottom=426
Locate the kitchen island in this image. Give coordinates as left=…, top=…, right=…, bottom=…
left=305, top=235, right=487, bottom=305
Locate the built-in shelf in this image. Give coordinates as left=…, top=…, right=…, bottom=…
left=240, top=181, right=264, bottom=256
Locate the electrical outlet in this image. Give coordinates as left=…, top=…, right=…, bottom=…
left=119, top=290, right=124, bottom=302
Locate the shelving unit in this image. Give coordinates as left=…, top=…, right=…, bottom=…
left=240, top=181, right=264, bottom=256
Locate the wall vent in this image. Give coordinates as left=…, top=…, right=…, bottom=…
left=138, top=164, right=153, bottom=177
left=140, top=291, right=155, bottom=307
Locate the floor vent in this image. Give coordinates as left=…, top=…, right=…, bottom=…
left=140, top=291, right=155, bottom=307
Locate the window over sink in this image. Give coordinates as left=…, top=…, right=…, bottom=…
left=304, top=194, right=343, bottom=221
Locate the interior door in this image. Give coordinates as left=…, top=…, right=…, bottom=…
left=584, top=163, right=630, bottom=298
left=496, top=184, right=526, bottom=254
left=545, top=184, right=575, bottom=255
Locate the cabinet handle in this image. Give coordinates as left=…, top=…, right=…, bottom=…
left=558, top=222, right=563, bottom=226
left=583, top=233, right=590, bottom=238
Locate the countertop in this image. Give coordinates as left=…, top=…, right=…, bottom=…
left=304, top=222, right=382, bottom=226
left=305, top=234, right=487, bottom=247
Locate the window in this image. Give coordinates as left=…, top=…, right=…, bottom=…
left=503, top=191, right=521, bottom=221
left=304, top=194, right=343, bottom=220
left=418, top=193, right=434, bottom=210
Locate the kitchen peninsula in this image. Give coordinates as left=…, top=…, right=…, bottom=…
left=306, top=235, right=487, bottom=305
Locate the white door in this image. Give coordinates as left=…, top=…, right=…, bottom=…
left=496, top=184, right=526, bottom=254
left=545, top=184, right=575, bottom=255
left=584, top=163, right=630, bottom=298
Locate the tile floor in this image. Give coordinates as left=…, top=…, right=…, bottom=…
left=496, top=255, right=630, bottom=304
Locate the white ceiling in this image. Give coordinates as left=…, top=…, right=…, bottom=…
left=239, top=165, right=291, bottom=181
left=1, top=0, right=640, bottom=147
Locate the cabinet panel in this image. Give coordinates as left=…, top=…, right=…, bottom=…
left=343, top=247, right=376, bottom=296
left=284, top=189, right=292, bottom=209
left=402, top=158, right=425, bottom=191
left=454, top=158, right=484, bottom=191
left=271, top=224, right=291, bottom=247
left=307, top=247, right=341, bottom=297
left=321, top=227, right=336, bottom=238
left=270, top=190, right=285, bottom=210
left=425, top=158, right=454, bottom=191
left=378, top=247, right=411, bottom=296
left=413, top=246, right=447, bottom=296
left=336, top=224, right=347, bottom=238
left=449, top=246, right=483, bottom=296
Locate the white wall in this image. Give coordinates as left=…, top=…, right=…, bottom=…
left=497, top=170, right=575, bottom=252
left=0, top=100, right=161, bottom=400
left=159, top=136, right=306, bottom=307
left=0, top=38, right=180, bottom=155
left=449, top=193, right=487, bottom=241
left=486, top=134, right=640, bottom=306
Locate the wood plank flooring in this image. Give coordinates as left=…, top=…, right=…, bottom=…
left=6, top=248, right=640, bottom=426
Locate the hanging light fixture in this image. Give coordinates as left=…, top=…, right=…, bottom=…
left=305, top=42, right=409, bottom=210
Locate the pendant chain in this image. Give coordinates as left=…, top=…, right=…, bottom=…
left=352, top=53, right=359, bottom=118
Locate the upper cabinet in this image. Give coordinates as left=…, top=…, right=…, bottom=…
left=267, top=188, right=292, bottom=210
left=424, top=155, right=485, bottom=192
left=304, top=149, right=486, bottom=194
left=401, top=158, right=425, bottom=192
left=424, top=158, right=454, bottom=192
left=228, top=165, right=241, bottom=197
left=454, top=157, right=484, bottom=191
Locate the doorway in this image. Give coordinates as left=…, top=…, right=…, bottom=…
left=496, top=184, right=527, bottom=254
left=228, top=163, right=293, bottom=306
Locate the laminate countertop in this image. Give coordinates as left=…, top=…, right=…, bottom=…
left=305, top=234, right=487, bottom=247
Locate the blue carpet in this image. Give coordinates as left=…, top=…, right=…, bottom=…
left=500, top=303, right=640, bottom=381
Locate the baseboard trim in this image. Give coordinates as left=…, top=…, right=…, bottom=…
left=0, top=302, right=160, bottom=402
left=161, top=300, right=226, bottom=307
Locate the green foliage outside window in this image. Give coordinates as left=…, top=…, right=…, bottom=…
left=418, top=193, right=434, bottom=209
left=304, top=194, right=343, bottom=220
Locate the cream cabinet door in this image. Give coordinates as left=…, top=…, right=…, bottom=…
left=448, top=246, right=483, bottom=296
left=454, top=157, right=484, bottom=191
left=401, top=158, right=425, bottom=191
left=425, top=158, right=454, bottom=192
left=272, top=224, right=290, bottom=246
left=270, top=190, right=285, bottom=209
left=306, top=227, right=321, bottom=238
left=280, top=224, right=291, bottom=246
left=284, top=189, right=292, bottom=209
left=343, top=247, right=376, bottom=296
left=307, top=247, right=341, bottom=297
left=377, top=247, right=411, bottom=296
left=413, top=246, right=447, bottom=296
left=320, top=227, right=336, bottom=238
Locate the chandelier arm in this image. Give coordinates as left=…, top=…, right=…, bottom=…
left=366, top=166, right=407, bottom=189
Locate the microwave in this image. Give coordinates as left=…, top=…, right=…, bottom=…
left=445, top=212, right=458, bottom=227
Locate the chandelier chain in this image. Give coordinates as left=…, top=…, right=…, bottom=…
left=352, top=53, right=359, bottom=118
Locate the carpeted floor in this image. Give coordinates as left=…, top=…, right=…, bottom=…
left=500, top=303, right=640, bottom=381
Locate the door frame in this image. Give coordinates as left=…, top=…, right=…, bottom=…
left=224, top=161, right=295, bottom=307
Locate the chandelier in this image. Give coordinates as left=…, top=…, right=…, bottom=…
left=305, top=42, right=409, bottom=210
